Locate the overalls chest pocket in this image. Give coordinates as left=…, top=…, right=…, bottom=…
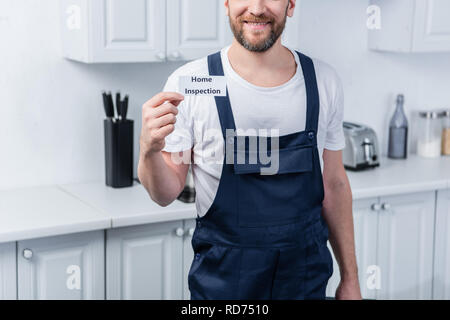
left=233, top=143, right=313, bottom=175
left=232, top=136, right=316, bottom=228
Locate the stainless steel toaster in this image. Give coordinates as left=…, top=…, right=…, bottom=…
left=343, top=122, right=380, bottom=171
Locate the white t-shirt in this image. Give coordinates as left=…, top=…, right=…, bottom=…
left=162, top=45, right=346, bottom=217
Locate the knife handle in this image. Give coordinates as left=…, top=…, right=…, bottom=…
left=122, top=95, right=129, bottom=121
left=107, top=92, right=115, bottom=121
left=115, top=92, right=121, bottom=120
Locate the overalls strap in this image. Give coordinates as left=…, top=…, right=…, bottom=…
left=295, top=52, right=320, bottom=133
left=207, top=52, right=236, bottom=139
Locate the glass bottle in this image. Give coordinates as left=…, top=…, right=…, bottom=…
left=388, top=94, right=408, bottom=159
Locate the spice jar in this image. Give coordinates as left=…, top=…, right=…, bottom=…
left=440, top=109, right=450, bottom=156
left=417, top=111, right=441, bottom=158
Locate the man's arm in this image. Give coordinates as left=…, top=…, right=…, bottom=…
left=138, top=150, right=190, bottom=207
left=322, top=149, right=362, bottom=300
left=137, top=92, right=190, bottom=207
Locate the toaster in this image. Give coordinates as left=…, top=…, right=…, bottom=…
left=342, top=122, right=380, bottom=171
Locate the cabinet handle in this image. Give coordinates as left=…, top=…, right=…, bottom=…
left=381, top=203, right=391, bottom=211
left=156, top=52, right=166, bottom=61
left=188, top=228, right=195, bottom=237
left=175, top=227, right=185, bottom=237
left=371, top=203, right=381, bottom=211
left=23, top=249, right=33, bottom=260
left=170, top=51, right=181, bottom=60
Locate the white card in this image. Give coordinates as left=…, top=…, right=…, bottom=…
left=179, top=76, right=227, bottom=97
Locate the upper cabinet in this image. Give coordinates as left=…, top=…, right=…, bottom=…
left=369, top=0, right=450, bottom=52
left=60, top=0, right=232, bottom=63
left=60, top=0, right=166, bottom=63
left=166, top=0, right=233, bottom=61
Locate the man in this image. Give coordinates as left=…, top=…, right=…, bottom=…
left=138, top=0, right=362, bottom=300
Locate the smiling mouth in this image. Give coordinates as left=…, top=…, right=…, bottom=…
left=243, top=20, right=271, bottom=30
left=244, top=21, right=271, bottom=25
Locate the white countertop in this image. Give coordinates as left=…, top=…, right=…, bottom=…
left=0, top=186, right=111, bottom=243
left=0, top=155, right=449, bottom=243
left=59, top=181, right=196, bottom=228
left=348, top=155, right=450, bottom=199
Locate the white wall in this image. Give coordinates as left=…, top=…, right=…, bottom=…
left=1, top=0, right=449, bottom=190
left=296, top=0, right=450, bottom=156
left=0, top=0, right=185, bottom=190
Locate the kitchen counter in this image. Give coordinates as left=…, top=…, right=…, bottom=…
left=0, top=186, right=111, bottom=243
left=59, top=181, right=196, bottom=228
left=347, top=155, right=450, bottom=199
left=0, top=155, right=449, bottom=243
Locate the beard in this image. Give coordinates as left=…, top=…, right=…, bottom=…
left=229, top=9, right=288, bottom=52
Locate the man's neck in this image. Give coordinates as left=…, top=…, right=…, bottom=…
left=226, top=38, right=297, bottom=87
left=228, top=38, right=292, bottom=69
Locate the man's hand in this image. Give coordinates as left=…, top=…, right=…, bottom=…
left=335, top=278, right=362, bottom=300
left=138, top=91, right=188, bottom=207
left=140, top=92, right=184, bottom=157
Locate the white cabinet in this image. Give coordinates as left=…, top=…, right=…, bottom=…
left=167, top=0, right=233, bottom=61
left=60, top=0, right=166, bottom=63
left=369, top=0, right=450, bottom=52
left=433, top=188, right=450, bottom=299
left=377, top=192, right=435, bottom=299
left=60, top=0, right=232, bottom=63
left=0, top=242, right=16, bottom=300
left=326, top=191, right=435, bottom=299
left=106, top=220, right=184, bottom=299
left=17, top=231, right=104, bottom=300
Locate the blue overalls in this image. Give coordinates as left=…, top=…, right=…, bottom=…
left=188, top=50, right=333, bottom=300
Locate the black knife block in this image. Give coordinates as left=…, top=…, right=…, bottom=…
left=104, top=119, right=134, bottom=188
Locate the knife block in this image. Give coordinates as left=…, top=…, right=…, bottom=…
left=104, top=119, right=134, bottom=188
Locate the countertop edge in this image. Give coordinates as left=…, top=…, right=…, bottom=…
left=0, top=218, right=111, bottom=244
left=352, top=180, right=449, bottom=200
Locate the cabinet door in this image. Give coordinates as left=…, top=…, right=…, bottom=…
left=326, top=197, right=379, bottom=299
left=90, top=0, right=166, bottom=62
left=433, top=189, right=450, bottom=299
left=166, top=0, right=233, bottom=61
left=413, top=0, right=450, bottom=52
left=106, top=221, right=183, bottom=300
left=377, top=191, right=435, bottom=299
left=182, top=219, right=196, bottom=300
left=17, top=231, right=104, bottom=300
left=0, top=242, right=16, bottom=300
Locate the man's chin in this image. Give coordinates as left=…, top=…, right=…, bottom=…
left=241, top=39, right=273, bottom=51
left=239, top=33, right=271, bottom=46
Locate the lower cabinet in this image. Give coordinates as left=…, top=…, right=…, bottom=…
left=433, top=188, right=450, bottom=299
left=106, top=220, right=195, bottom=300
left=377, top=192, right=435, bottom=299
left=0, top=242, right=16, bottom=300
left=17, top=231, right=104, bottom=300
left=326, top=191, right=436, bottom=300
